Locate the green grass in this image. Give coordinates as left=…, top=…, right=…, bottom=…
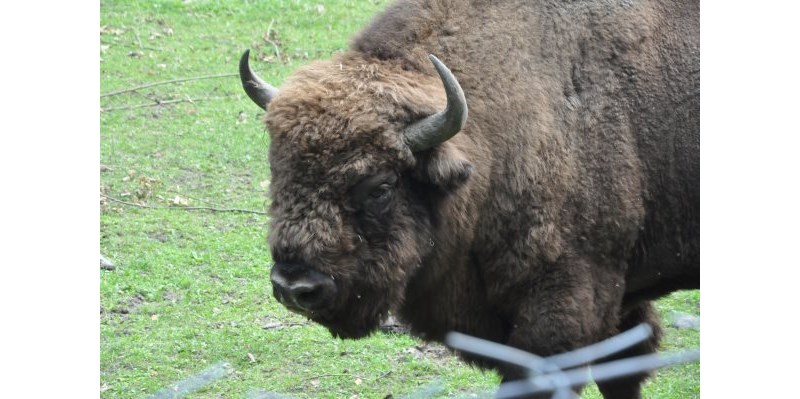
left=100, top=1, right=699, bottom=397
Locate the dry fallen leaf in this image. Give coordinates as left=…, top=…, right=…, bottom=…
left=100, top=25, right=125, bottom=36
left=170, top=195, right=189, bottom=207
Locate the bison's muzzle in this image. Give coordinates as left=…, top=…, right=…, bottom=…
left=270, top=262, right=338, bottom=315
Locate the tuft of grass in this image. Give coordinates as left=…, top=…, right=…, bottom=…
left=100, top=1, right=699, bottom=398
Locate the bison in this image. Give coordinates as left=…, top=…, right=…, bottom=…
left=239, top=0, right=699, bottom=397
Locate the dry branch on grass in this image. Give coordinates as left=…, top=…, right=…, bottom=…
left=100, top=73, right=238, bottom=98
left=101, top=95, right=235, bottom=112
left=101, top=193, right=268, bottom=215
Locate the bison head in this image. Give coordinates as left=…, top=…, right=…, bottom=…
left=240, top=50, right=472, bottom=338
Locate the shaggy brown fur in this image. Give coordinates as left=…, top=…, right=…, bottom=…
left=254, top=0, right=699, bottom=398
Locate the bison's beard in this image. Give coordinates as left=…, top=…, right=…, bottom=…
left=310, top=278, right=401, bottom=339
left=317, top=313, right=383, bottom=339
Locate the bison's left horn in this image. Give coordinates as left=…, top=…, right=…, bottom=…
left=239, top=49, right=279, bottom=110
left=404, top=55, right=468, bottom=152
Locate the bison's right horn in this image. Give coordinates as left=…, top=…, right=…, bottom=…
left=403, top=55, right=468, bottom=152
left=239, top=49, right=279, bottom=110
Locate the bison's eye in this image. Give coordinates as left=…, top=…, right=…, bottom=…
left=363, top=182, right=394, bottom=214
left=349, top=171, right=398, bottom=213
left=369, top=184, right=392, bottom=201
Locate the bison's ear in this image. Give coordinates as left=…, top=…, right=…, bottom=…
left=415, top=142, right=474, bottom=190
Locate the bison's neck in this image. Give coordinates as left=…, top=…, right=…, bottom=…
left=399, top=249, right=511, bottom=353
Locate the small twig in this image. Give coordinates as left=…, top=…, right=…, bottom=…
left=267, top=19, right=275, bottom=36
left=305, top=374, right=355, bottom=381
left=264, top=19, right=281, bottom=60
left=371, top=370, right=392, bottom=383
left=133, top=29, right=144, bottom=49
left=101, top=193, right=268, bottom=215
left=100, top=96, right=231, bottom=112
left=100, top=73, right=238, bottom=98
left=261, top=321, right=309, bottom=330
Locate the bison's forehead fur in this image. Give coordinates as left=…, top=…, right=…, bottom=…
left=265, top=53, right=447, bottom=182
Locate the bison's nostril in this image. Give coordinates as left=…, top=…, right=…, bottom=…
left=270, top=262, right=337, bottom=312
left=285, top=280, right=334, bottom=311
left=292, top=285, right=323, bottom=309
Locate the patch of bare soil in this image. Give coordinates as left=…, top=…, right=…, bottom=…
left=113, top=293, right=146, bottom=314
left=401, top=342, right=454, bottom=367
left=162, top=290, right=180, bottom=304
left=102, top=293, right=147, bottom=323
left=379, top=315, right=457, bottom=366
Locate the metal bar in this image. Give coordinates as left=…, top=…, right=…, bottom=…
left=496, top=350, right=699, bottom=398
left=545, top=324, right=653, bottom=369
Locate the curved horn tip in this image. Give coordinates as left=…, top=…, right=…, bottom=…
left=427, top=54, right=444, bottom=68
left=403, top=54, right=469, bottom=152
left=427, top=54, right=467, bottom=122
left=239, top=49, right=278, bottom=110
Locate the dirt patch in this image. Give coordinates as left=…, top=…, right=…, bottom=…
left=400, top=342, right=454, bottom=367
left=162, top=290, right=181, bottom=304
left=102, top=293, right=146, bottom=323
left=146, top=229, right=191, bottom=246
left=221, top=290, right=245, bottom=305
left=111, top=293, right=146, bottom=315
left=379, top=314, right=456, bottom=366
left=149, top=232, right=169, bottom=242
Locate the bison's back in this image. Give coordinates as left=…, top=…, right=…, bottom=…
left=354, top=0, right=700, bottom=296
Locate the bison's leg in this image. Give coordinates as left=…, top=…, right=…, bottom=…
left=595, top=301, right=662, bottom=399
left=489, top=254, right=627, bottom=398
left=497, top=313, right=597, bottom=399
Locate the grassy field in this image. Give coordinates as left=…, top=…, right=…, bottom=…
left=99, top=1, right=699, bottom=398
